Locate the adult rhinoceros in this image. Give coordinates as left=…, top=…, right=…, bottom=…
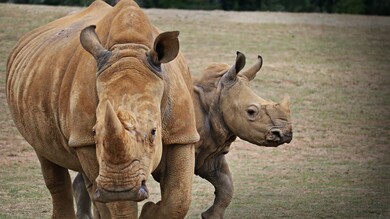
left=73, top=52, right=293, bottom=218
left=6, top=0, right=199, bottom=218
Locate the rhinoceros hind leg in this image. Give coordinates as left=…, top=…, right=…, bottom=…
left=198, top=155, right=233, bottom=219
left=37, top=155, right=76, bottom=219
left=74, top=147, right=111, bottom=219
left=73, top=173, right=93, bottom=219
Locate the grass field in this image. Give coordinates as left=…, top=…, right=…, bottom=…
left=1, top=3, right=390, bottom=218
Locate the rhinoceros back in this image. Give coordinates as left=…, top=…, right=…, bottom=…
left=6, top=1, right=111, bottom=169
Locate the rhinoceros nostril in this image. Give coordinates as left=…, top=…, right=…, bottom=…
left=137, top=180, right=149, bottom=200
left=271, top=130, right=282, bottom=141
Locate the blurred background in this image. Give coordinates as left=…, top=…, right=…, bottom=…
left=1, top=0, right=390, bottom=16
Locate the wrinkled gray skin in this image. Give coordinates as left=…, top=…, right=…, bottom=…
left=73, top=52, right=292, bottom=219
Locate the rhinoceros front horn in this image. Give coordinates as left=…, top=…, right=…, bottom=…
left=80, top=25, right=111, bottom=71
left=104, top=100, right=124, bottom=138
left=222, top=51, right=246, bottom=85
left=103, top=100, right=126, bottom=156
left=280, top=94, right=291, bottom=111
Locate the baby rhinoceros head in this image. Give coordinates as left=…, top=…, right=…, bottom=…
left=196, top=52, right=292, bottom=147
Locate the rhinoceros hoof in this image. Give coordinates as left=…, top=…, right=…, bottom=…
left=201, top=209, right=223, bottom=219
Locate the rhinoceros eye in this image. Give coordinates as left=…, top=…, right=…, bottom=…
left=149, top=128, right=157, bottom=143
left=247, top=109, right=256, bottom=116
left=246, top=105, right=259, bottom=120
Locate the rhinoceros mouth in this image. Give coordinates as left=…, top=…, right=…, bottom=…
left=93, top=180, right=149, bottom=203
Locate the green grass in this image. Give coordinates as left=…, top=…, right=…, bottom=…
left=1, top=3, right=390, bottom=219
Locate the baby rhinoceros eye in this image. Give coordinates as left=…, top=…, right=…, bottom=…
left=149, top=128, right=157, bottom=143
left=246, top=105, right=259, bottom=118
left=247, top=109, right=256, bottom=116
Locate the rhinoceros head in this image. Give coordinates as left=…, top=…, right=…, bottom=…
left=220, top=52, right=292, bottom=146
left=196, top=52, right=292, bottom=147
left=80, top=26, right=179, bottom=202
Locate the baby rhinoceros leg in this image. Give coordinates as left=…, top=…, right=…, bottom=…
left=197, top=155, right=233, bottom=219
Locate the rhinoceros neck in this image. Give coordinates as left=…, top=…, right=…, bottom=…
left=193, top=83, right=236, bottom=150
left=193, top=85, right=237, bottom=173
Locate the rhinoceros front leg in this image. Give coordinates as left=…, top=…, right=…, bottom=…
left=197, top=155, right=234, bottom=219
left=140, top=143, right=195, bottom=219
left=37, top=155, right=76, bottom=219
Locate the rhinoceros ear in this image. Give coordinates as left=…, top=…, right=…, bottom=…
left=222, top=51, right=246, bottom=85
left=240, top=55, right=263, bottom=81
left=80, top=25, right=111, bottom=71
left=149, top=31, right=180, bottom=65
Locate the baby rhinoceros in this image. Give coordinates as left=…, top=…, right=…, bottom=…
left=193, top=51, right=292, bottom=219
left=73, top=51, right=292, bottom=219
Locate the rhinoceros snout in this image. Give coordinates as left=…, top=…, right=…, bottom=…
left=266, top=128, right=292, bottom=146
left=93, top=181, right=149, bottom=203
left=283, top=131, right=293, bottom=143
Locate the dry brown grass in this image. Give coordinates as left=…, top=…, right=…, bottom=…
left=1, top=3, right=389, bottom=218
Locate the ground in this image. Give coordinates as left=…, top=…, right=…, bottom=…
left=0, top=3, right=389, bottom=218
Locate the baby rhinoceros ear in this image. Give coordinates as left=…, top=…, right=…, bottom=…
left=222, top=51, right=246, bottom=85
left=239, top=55, right=263, bottom=81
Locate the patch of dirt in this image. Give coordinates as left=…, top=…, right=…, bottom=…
left=0, top=140, right=38, bottom=166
